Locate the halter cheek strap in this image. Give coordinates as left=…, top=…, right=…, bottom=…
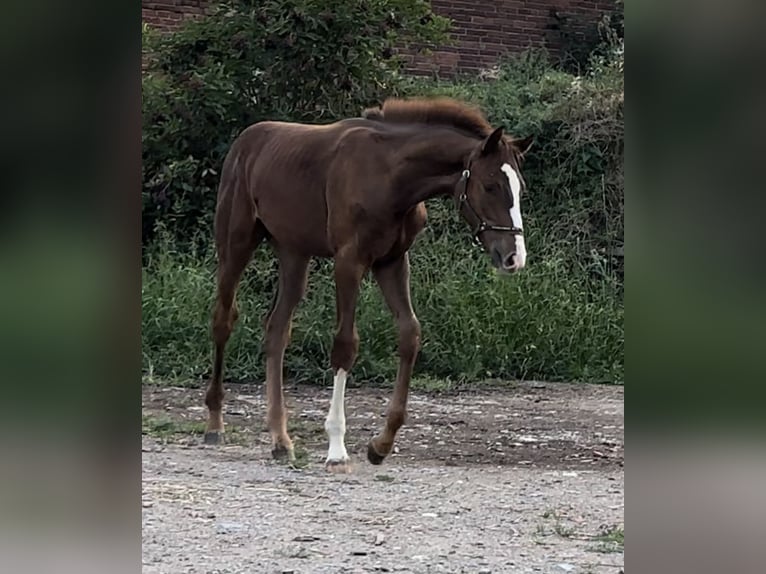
left=457, top=167, right=523, bottom=244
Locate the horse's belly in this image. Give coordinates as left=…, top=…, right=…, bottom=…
left=257, top=191, right=333, bottom=257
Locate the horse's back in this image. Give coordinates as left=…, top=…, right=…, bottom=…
left=219, top=118, right=419, bottom=258
left=224, top=119, right=374, bottom=256
left=233, top=118, right=374, bottom=184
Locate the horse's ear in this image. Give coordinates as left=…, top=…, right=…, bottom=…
left=481, top=127, right=504, bottom=155
left=513, top=135, right=534, bottom=156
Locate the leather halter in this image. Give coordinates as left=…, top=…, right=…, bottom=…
left=456, top=166, right=524, bottom=244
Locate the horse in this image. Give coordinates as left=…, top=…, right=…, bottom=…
left=204, top=97, right=533, bottom=473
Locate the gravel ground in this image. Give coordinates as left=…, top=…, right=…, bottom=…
left=142, top=381, right=624, bottom=574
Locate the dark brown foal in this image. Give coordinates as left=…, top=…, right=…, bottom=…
left=203, top=98, right=533, bottom=472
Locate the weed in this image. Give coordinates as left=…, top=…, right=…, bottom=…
left=590, top=524, right=624, bottom=553
left=374, top=474, right=396, bottom=482
left=142, top=414, right=206, bottom=438
left=540, top=509, right=577, bottom=539
left=411, top=375, right=457, bottom=393
left=142, top=413, right=250, bottom=444
left=554, top=521, right=576, bottom=539
left=287, top=445, right=312, bottom=470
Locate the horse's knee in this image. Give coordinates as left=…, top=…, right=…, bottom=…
left=212, top=300, right=237, bottom=345
left=331, top=329, right=359, bottom=371
left=397, top=316, right=421, bottom=362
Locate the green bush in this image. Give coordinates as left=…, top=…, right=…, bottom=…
left=407, top=44, right=624, bottom=284
left=142, top=0, right=449, bottom=245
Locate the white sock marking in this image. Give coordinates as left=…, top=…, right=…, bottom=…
left=325, top=368, right=349, bottom=462
left=501, top=163, right=527, bottom=269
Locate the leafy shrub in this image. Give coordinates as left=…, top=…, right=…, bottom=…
left=407, top=42, right=624, bottom=285
left=142, top=0, right=449, bottom=245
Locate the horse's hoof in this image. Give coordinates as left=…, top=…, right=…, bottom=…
left=325, top=459, right=352, bottom=474
left=203, top=431, right=223, bottom=445
left=367, top=441, right=386, bottom=465
left=271, top=444, right=295, bottom=461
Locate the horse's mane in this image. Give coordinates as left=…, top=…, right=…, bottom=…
left=362, top=97, right=493, bottom=138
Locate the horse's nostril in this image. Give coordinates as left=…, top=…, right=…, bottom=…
left=503, top=253, right=517, bottom=269
left=491, top=247, right=503, bottom=267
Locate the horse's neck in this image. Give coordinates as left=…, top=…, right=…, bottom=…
left=392, top=131, right=478, bottom=210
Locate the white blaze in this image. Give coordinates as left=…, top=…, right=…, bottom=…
left=325, top=368, right=349, bottom=462
left=501, top=163, right=527, bottom=269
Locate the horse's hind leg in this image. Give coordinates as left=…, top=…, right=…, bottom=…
left=204, top=220, right=266, bottom=445
left=263, top=249, right=310, bottom=460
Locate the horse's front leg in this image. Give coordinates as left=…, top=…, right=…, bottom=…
left=368, top=253, right=421, bottom=465
left=264, top=251, right=310, bottom=461
left=324, top=253, right=366, bottom=473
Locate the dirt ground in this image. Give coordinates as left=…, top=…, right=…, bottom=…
left=142, top=381, right=624, bottom=574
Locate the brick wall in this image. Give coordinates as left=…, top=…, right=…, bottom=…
left=404, top=0, right=617, bottom=76
left=142, top=0, right=208, bottom=31
left=142, top=0, right=617, bottom=76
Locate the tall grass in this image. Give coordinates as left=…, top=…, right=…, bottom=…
left=142, top=203, right=623, bottom=386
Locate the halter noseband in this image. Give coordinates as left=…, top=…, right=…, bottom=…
left=456, top=166, right=524, bottom=244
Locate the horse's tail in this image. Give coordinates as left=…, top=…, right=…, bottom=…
left=213, top=133, right=262, bottom=263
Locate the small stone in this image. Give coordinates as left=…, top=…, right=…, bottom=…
left=374, top=533, right=385, bottom=546
left=216, top=521, right=245, bottom=534
left=518, top=435, right=538, bottom=443
left=556, top=564, right=574, bottom=572
left=293, top=535, right=320, bottom=542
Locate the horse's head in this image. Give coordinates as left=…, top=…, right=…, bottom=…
left=456, top=127, right=533, bottom=274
